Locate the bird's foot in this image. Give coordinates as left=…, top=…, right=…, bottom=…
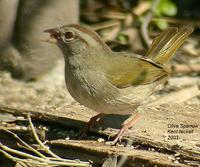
left=106, top=114, right=141, bottom=145
left=78, top=113, right=104, bottom=139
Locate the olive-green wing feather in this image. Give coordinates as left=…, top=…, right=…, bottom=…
left=105, top=53, right=167, bottom=88
left=104, top=27, right=193, bottom=88
left=145, top=27, right=194, bottom=64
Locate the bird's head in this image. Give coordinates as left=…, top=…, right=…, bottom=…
left=44, top=24, right=110, bottom=55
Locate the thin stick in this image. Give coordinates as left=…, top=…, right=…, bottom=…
left=48, top=157, right=84, bottom=163
left=0, top=148, right=89, bottom=166
left=0, top=149, right=47, bottom=165
left=171, top=64, right=200, bottom=74
left=0, top=143, right=47, bottom=162
left=153, top=17, right=200, bottom=27
left=81, top=11, right=127, bottom=20
left=27, top=114, right=61, bottom=159
left=140, top=0, right=160, bottom=47
left=1, top=115, right=90, bottom=166
left=91, top=20, right=121, bottom=31
left=3, top=129, right=47, bottom=159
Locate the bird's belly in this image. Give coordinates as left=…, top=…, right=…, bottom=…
left=66, top=79, right=135, bottom=115
left=65, top=78, right=140, bottom=115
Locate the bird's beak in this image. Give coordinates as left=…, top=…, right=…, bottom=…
left=43, top=28, right=60, bottom=44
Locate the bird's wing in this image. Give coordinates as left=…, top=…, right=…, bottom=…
left=104, top=53, right=167, bottom=88
left=145, top=27, right=194, bottom=64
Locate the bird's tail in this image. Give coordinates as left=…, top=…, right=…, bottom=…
left=145, top=27, right=194, bottom=64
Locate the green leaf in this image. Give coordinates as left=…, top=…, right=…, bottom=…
left=148, top=0, right=177, bottom=16
left=159, top=0, right=177, bottom=16
left=155, top=19, right=168, bottom=30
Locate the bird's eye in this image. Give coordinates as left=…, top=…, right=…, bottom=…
left=64, top=31, right=75, bottom=41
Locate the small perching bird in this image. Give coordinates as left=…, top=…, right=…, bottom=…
left=45, top=25, right=193, bottom=144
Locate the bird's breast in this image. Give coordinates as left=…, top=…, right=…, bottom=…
left=64, top=65, right=119, bottom=112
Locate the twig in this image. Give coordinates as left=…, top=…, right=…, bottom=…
left=0, top=147, right=89, bottom=166
left=171, top=64, right=200, bottom=74
left=91, top=20, right=121, bottom=31
left=3, top=129, right=46, bottom=159
left=27, top=114, right=61, bottom=159
left=0, top=142, right=47, bottom=162
left=153, top=17, right=200, bottom=27
left=81, top=11, right=127, bottom=20
left=140, top=0, right=160, bottom=47
left=0, top=116, right=90, bottom=166
left=0, top=149, right=47, bottom=165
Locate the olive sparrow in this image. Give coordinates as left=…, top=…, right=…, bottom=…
left=44, top=25, right=193, bottom=144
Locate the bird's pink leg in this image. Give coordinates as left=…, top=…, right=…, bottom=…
left=107, top=114, right=141, bottom=145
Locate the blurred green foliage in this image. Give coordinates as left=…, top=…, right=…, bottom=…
left=117, top=34, right=129, bottom=44
left=155, top=0, right=177, bottom=16
left=149, top=0, right=178, bottom=29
